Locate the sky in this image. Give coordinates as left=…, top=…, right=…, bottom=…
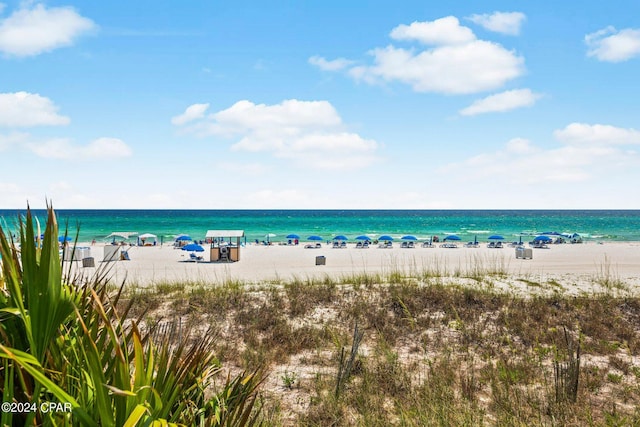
left=1, top=0, right=640, bottom=209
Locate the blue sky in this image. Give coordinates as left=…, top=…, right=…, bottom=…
left=1, top=1, right=639, bottom=209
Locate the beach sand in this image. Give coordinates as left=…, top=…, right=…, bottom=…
left=71, top=241, right=640, bottom=294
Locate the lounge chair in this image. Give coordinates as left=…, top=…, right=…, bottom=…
left=401, top=242, right=408, bottom=248
left=332, top=241, right=340, bottom=248
left=363, top=241, right=370, bottom=248
left=421, top=241, right=434, bottom=248
left=487, top=242, right=496, bottom=248
left=496, top=242, right=503, bottom=248
left=340, top=241, right=347, bottom=248
left=356, top=242, right=363, bottom=248
left=408, top=241, right=415, bottom=248
left=189, top=252, right=204, bottom=262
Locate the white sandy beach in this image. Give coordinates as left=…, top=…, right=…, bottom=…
left=69, top=241, right=640, bottom=294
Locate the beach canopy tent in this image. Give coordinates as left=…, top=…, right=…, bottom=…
left=205, top=230, right=245, bottom=262
left=106, top=232, right=137, bottom=243
left=138, top=233, right=157, bottom=245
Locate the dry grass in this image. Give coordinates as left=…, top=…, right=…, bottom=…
left=118, top=272, right=640, bottom=426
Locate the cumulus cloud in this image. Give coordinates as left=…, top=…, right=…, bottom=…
left=0, top=131, right=29, bottom=151
left=317, top=16, right=524, bottom=95
left=173, top=99, right=379, bottom=169
left=554, top=123, right=640, bottom=145
left=171, top=103, right=210, bottom=125
left=308, top=55, right=354, bottom=71
left=585, top=26, right=640, bottom=62
left=0, top=3, right=95, bottom=57
left=467, top=12, right=526, bottom=35
left=444, top=123, right=640, bottom=185
left=390, top=16, right=476, bottom=45
left=459, top=88, right=542, bottom=116
left=0, top=92, right=70, bottom=127
left=27, top=137, right=132, bottom=159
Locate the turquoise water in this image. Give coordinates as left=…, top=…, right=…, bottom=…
left=0, top=210, right=638, bottom=243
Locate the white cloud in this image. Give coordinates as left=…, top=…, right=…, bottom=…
left=505, top=137, right=537, bottom=154
left=171, top=103, right=210, bottom=125
left=390, top=16, right=476, bottom=45
left=353, top=41, right=523, bottom=94
left=0, top=131, right=29, bottom=150
left=174, top=99, right=379, bottom=169
left=554, top=123, right=640, bottom=145
left=444, top=124, right=640, bottom=186
left=0, top=3, right=95, bottom=57
left=308, top=55, right=354, bottom=71
left=459, top=88, right=542, bottom=116
left=467, top=12, right=526, bottom=36
left=585, top=26, right=640, bottom=62
left=329, top=16, right=524, bottom=95
left=0, top=92, right=70, bottom=127
left=27, top=137, right=132, bottom=159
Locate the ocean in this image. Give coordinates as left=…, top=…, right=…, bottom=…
left=0, top=209, right=639, bottom=243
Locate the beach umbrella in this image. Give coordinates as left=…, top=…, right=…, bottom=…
left=488, top=235, right=505, bottom=240
left=333, top=235, right=348, bottom=241
left=181, top=243, right=204, bottom=252
left=58, top=236, right=72, bottom=243
left=445, top=235, right=461, bottom=241
left=533, top=235, right=552, bottom=242
left=355, top=235, right=372, bottom=241
left=401, top=235, right=418, bottom=241
left=307, top=235, right=323, bottom=241
left=175, top=234, right=192, bottom=241
left=286, top=234, right=300, bottom=239
left=265, top=233, right=276, bottom=243
left=378, top=235, right=394, bottom=241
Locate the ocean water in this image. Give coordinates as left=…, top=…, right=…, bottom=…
left=0, top=209, right=639, bottom=243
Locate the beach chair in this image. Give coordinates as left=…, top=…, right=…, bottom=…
left=487, top=242, right=496, bottom=248
left=356, top=241, right=363, bottom=248
left=363, top=241, right=370, bottom=248
left=401, top=242, right=408, bottom=248
left=496, top=242, right=503, bottom=248
left=421, top=241, right=434, bottom=248
left=340, top=241, right=347, bottom=248
left=408, top=241, right=415, bottom=248
left=189, top=252, right=204, bottom=262
left=332, top=241, right=340, bottom=248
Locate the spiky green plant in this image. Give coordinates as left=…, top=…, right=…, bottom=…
left=0, top=205, right=263, bottom=426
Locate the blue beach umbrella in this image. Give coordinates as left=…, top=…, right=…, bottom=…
left=445, top=235, right=461, bottom=241
left=182, top=243, right=204, bottom=252
left=286, top=234, right=300, bottom=239
left=355, top=235, right=372, bottom=241
left=378, top=235, right=394, bottom=241
left=333, top=235, right=348, bottom=241
left=58, top=236, right=72, bottom=243
left=175, top=234, right=192, bottom=241
left=488, top=235, right=505, bottom=240
left=307, top=235, right=323, bottom=241
left=533, top=235, right=552, bottom=242
left=401, top=235, right=418, bottom=241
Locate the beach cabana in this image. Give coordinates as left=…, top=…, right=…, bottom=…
left=106, top=232, right=137, bottom=244
left=206, top=230, right=245, bottom=262
left=138, top=233, right=157, bottom=246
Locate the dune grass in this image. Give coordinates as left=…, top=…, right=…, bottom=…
left=123, top=270, right=640, bottom=426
